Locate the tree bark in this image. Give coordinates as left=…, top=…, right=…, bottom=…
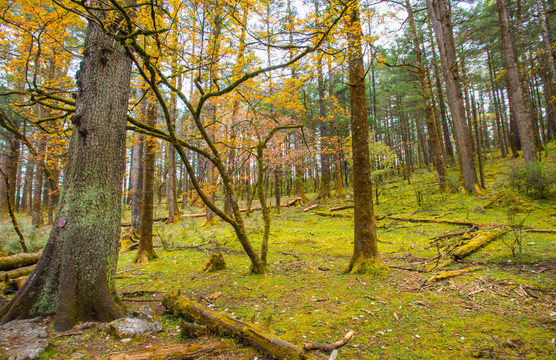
left=0, top=18, right=132, bottom=331
left=426, top=0, right=478, bottom=193
left=496, top=0, right=537, bottom=163
left=344, top=1, right=381, bottom=274
left=406, top=0, right=446, bottom=191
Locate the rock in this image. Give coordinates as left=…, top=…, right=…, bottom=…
left=131, top=305, right=157, bottom=321
left=6, top=339, right=50, bottom=360
left=0, top=318, right=48, bottom=347
left=106, top=318, right=162, bottom=339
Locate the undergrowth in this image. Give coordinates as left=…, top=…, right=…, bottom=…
left=0, top=145, right=555, bottom=359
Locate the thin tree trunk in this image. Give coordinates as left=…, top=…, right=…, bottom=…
left=344, top=1, right=381, bottom=274
left=135, top=103, right=158, bottom=264
left=406, top=0, right=446, bottom=190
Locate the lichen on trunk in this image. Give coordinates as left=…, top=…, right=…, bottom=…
left=0, top=17, right=132, bottom=330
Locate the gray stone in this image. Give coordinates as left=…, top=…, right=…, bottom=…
left=131, top=305, right=157, bottom=321
left=106, top=318, right=162, bottom=339
left=0, top=318, right=47, bottom=347
left=7, top=339, right=50, bottom=360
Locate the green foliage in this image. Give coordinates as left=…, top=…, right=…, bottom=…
left=508, top=161, right=556, bottom=199
left=0, top=218, right=49, bottom=255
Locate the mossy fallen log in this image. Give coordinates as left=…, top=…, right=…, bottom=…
left=315, top=211, right=352, bottom=218
left=424, top=266, right=484, bottom=285
left=0, top=264, right=35, bottom=280
left=450, top=228, right=506, bottom=259
left=163, top=291, right=322, bottom=360
left=379, top=215, right=486, bottom=227
left=107, top=341, right=231, bottom=360
left=0, top=252, right=41, bottom=271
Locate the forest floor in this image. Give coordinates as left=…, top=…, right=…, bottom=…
left=1, top=146, right=555, bottom=359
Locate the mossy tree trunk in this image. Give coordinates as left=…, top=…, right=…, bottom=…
left=344, top=1, right=381, bottom=274
left=0, top=18, right=132, bottom=331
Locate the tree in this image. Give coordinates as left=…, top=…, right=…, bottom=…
left=426, top=0, right=478, bottom=193
left=496, top=0, right=537, bottom=163
left=0, top=14, right=133, bottom=330
left=344, top=0, right=381, bottom=274
left=134, top=101, right=158, bottom=264
left=405, top=0, right=447, bottom=191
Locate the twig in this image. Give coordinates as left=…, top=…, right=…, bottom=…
left=304, top=330, right=355, bottom=352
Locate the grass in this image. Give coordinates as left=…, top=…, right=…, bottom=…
left=1, top=145, right=555, bottom=359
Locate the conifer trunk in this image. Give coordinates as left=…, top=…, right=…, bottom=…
left=134, top=103, right=158, bottom=264
left=496, top=0, right=537, bottom=163
left=344, top=1, right=381, bottom=273
left=0, top=19, right=132, bottom=331
left=426, top=0, right=478, bottom=193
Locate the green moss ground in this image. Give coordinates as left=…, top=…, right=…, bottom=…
left=1, top=146, right=555, bottom=359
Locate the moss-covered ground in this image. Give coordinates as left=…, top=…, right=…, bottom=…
left=1, top=146, right=555, bottom=359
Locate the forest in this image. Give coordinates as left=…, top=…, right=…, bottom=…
left=0, top=0, right=554, bottom=359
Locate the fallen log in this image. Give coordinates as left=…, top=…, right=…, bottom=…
left=283, top=197, right=302, bottom=207
left=315, top=212, right=352, bottom=218
left=329, top=205, right=354, bottom=212
left=240, top=206, right=262, bottom=212
left=0, top=264, right=35, bottom=280
left=304, top=204, right=318, bottom=212
left=304, top=331, right=355, bottom=352
left=380, top=215, right=486, bottom=227
left=107, top=341, right=231, bottom=360
left=163, top=291, right=322, bottom=360
left=424, top=266, right=484, bottom=285
left=525, top=228, right=556, bottom=234
left=0, top=252, right=41, bottom=271
left=182, top=213, right=206, bottom=218
left=450, top=228, right=506, bottom=259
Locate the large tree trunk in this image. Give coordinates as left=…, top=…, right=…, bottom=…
left=496, top=0, right=537, bottom=163
left=344, top=1, right=381, bottom=274
left=0, top=18, right=132, bottom=331
left=426, top=0, right=478, bottom=193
